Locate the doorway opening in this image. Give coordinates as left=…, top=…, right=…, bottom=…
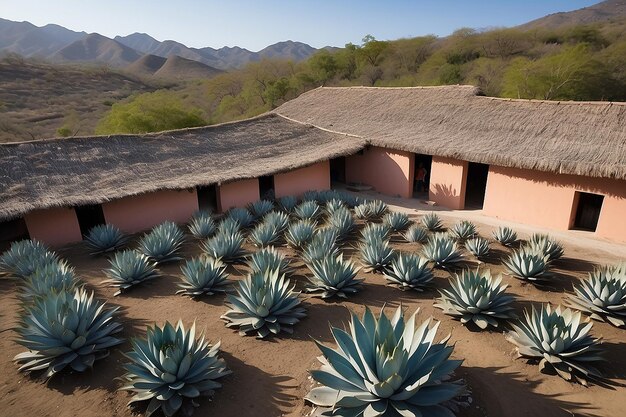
left=75, top=204, right=106, bottom=237
left=413, top=154, right=432, bottom=198
left=0, top=217, right=29, bottom=252
left=197, top=185, right=218, bottom=212
left=330, top=157, right=346, bottom=184
left=259, top=176, right=275, bottom=200
left=464, top=162, right=489, bottom=209
left=572, top=192, right=604, bottom=232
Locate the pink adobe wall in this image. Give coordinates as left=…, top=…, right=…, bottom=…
left=483, top=166, right=626, bottom=242
left=345, top=146, right=414, bottom=198
left=24, top=207, right=83, bottom=247
left=274, top=161, right=330, bottom=198
left=102, top=189, right=199, bottom=233
left=429, top=156, right=468, bottom=210
left=218, top=178, right=260, bottom=212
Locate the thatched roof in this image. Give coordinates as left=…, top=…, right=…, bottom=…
left=0, top=113, right=364, bottom=221
left=275, top=86, right=626, bottom=180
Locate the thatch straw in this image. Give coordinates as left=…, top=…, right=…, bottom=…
left=275, top=86, right=626, bottom=180
left=0, top=113, right=365, bottom=221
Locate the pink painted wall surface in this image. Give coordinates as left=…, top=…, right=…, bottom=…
left=274, top=161, right=330, bottom=198
left=346, top=146, right=413, bottom=198
left=483, top=166, right=626, bottom=242
left=429, top=156, right=468, bottom=210
left=218, top=179, right=260, bottom=212
left=102, top=189, right=199, bottom=233
left=24, top=207, right=82, bottom=247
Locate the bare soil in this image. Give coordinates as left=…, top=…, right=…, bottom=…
left=1, top=216, right=625, bottom=417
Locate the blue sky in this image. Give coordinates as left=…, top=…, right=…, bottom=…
left=2, top=0, right=600, bottom=50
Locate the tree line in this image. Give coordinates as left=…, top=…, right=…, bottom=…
left=96, top=21, right=626, bottom=134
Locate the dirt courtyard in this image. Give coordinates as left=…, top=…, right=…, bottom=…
left=1, top=209, right=625, bottom=417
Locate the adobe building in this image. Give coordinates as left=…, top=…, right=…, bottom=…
left=1, top=86, right=624, bottom=247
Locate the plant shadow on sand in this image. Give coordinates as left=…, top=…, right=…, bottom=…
left=195, top=351, right=297, bottom=417
left=459, top=366, right=600, bottom=417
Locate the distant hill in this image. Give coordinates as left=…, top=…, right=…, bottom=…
left=258, top=41, right=317, bottom=60
left=153, top=55, right=223, bottom=80
left=54, top=33, right=141, bottom=67
left=0, top=56, right=156, bottom=142
left=0, top=18, right=85, bottom=58
left=519, top=0, right=626, bottom=30
left=126, top=53, right=167, bottom=75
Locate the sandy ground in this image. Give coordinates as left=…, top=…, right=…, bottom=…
left=1, top=203, right=625, bottom=417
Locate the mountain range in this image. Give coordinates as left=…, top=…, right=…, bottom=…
left=0, top=17, right=323, bottom=77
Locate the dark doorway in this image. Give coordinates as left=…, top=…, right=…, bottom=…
left=197, top=185, right=218, bottom=212
left=75, top=204, right=106, bottom=237
left=330, top=157, right=346, bottom=183
left=259, top=176, right=275, bottom=200
left=0, top=217, right=30, bottom=252
left=413, top=154, right=432, bottom=198
left=464, top=162, right=489, bottom=209
left=572, top=192, right=604, bottom=231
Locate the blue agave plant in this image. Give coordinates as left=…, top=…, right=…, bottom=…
left=14, top=288, right=123, bottom=377
left=306, top=307, right=465, bottom=416
left=138, top=221, right=185, bottom=264
left=85, top=224, right=128, bottom=255
left=120, top=321, right=231, bottom=416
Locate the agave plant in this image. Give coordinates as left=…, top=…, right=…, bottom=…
left=360, top=222, right=391, bottom=242
left=302, top=190, right=321, bottom=202
left=120, top=321, right=231, bottom=416
left=503, top=248, right=551, bottom=283
left=104, top=249, right=160, bottom=295
left=302, top=228, right=340, bottom=264
left=359, top=237, right=396, bottom=273
left=464, top=237, right=491, bottom=261
left=85, top=224, right=128, bottom=254
left=246, top=247, right=292, bottom=276
left=382, top=211, right=411, bottom=232
left=449, top=220, right=477, bottom=241
left=492, top=226, right=518, bottom=247
left=403, top=224, right=429, bottom=243
left=435, top=269, right=516, bottom=329
left=0, top=239, right=59, bottom=279
left=221, top=269, right=306, bottom=338
left=305, top=307, right=465, bottom=416
left=383, top=253, right=434, bottom=291
left=20, top=261, right=80, bottom=301
left=218, top=217, right=242, bottom=235
left=423, top=234, right=464, bottom=269
left=306, top=253, right=363, bottom=299
left=354, top=200, right=387, bottom=220
left=226, top=207, right=254, bottom=229
left=188, top=211, right=216, bottom=240
left=421, top=212, right=443, bottom=231
left=262, top=211, right=290, bottom=233
left=279, top=195, right=298, bottom=212
left=325, top=198, right=347, bottom=215
left=295, top=200, right=322, bottom=221
left=507, top=305, right=604, bottom=384
left=566, top=264, right=626, bottom=327
left=138, top=221, right=185, bottom=263
left=527, top=233, right=564, bottom=262
left=285, top=220, right=316, bottom=250
left=202, top=231, right=246, bottom=263
left=249, top=199, right=274, bottom=219
left=177, top=256, right=230, bottom=298
left=14, top=288, right=123, bottom=377
left=248, top=222, right=281, bottom=247
left=327, top=207, right=355, bottom=239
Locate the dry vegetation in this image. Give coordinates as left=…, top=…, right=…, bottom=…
left=0, top=55, right=160, bottom=142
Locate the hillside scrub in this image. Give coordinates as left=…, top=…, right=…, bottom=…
left=155, top=22, right=625, bottom=129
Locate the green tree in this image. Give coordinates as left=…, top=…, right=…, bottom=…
left=308, top=51, right=339, bottom=85
left=95, top=91, right=206, bottom=134
left=501, top=44, right=613, bottom=100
